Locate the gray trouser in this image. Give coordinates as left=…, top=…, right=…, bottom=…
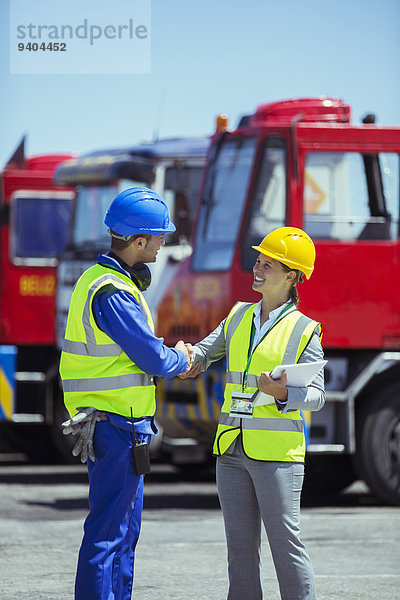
left=216, top=440, right=316, bottom=600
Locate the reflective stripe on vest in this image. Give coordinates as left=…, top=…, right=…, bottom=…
left=281, top=314, right=317, bottom=363
left=225, top=371, right=259, bottom=387
left=213, top=302, right=321, bottom=462
left=62, top=339, right=121, bottom=357
left=219, top=412, right=304, bottom=432
left=62, top=372, right=153, bottom=392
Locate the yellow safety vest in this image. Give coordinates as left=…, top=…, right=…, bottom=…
left=213, top=302, right=322, bottom=462
left=59, top=264, right=156, bottom=418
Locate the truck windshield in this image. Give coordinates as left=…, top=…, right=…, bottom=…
left=192, top=137, right=256, bottom=271
left=163, top=165, right=204, bottom=245
left=241, top=138, right=287, bottom=271
left=73, top=185, right=117, bottom=246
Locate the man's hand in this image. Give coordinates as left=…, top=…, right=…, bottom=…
left=184, top=342, right=194, bottom=370
left=175, top=340, right=194, bottom=371
left=258, top=370, right=288, bottom=401
left=174, top=340, right=202, bottom=378
left=62, top=407, right=105, bottom=463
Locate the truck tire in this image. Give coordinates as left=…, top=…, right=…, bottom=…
left=354, top=385, right=400, bottom=505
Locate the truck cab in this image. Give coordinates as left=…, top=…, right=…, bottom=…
left=156, top=98, right=400, bottom=504
left=0, top=138, right=75, bottom=444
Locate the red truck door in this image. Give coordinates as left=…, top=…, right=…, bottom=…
left=295, top=129, right=400, bottom=350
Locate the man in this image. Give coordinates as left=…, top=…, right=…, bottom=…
left=60, top=187, right=192, bottom=600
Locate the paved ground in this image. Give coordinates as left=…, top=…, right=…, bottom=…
left=0, top=456, right=399, bottom=600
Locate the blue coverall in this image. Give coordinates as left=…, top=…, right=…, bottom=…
left=74, top=253, right=187, bottom=600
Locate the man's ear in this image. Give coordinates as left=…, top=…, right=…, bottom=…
left=133, top=236, right=147, bottom=250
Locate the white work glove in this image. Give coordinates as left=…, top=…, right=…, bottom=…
left=62, top=407, right=104, bottom=463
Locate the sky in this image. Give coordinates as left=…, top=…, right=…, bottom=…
left=1, top=0, right=400, bottom=167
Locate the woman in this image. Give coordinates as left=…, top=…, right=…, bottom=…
left=183, top=227, right=325, bottom=600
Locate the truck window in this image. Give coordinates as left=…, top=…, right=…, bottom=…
left=163, top=165, right=204, bottom=244
left=380, top=153, right=400, bottom=237
left=11, top=192, right=73, bottom=264
left=73, top=185, right=117, bottom=246
left=241, top=139, right=286, bottom=271
left=192, top=137, right=257, bottom=271
left=303, top=152, right=399, bottom=240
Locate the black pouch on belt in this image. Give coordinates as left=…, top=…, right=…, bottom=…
left=130, top=407, right=151, bottom=476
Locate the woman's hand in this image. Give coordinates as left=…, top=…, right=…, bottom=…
left=258, top=370, right=288, bottom=401
left=178, top=361, right=202, bottom=379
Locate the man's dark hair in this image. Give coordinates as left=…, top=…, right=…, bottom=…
left=110, top=231, right=152, bottom=251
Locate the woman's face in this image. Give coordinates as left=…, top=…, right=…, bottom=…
left=252, top=254, right=291, bottom=296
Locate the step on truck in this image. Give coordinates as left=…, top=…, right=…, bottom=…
left=156, top=97, right=400, bottom=505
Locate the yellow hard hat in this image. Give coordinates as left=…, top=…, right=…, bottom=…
left=252, top=227, right=316, bottom=279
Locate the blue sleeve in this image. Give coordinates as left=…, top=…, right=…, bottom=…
left=92, top=287, right=188, bottom=379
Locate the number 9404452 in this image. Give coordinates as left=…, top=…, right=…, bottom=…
left=18, top=42, right=66, bottom=51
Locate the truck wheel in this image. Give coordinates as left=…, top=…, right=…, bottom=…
left=354, top=386, right=400, bottom=505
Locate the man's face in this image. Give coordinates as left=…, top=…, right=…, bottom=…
left=141, top=234, right=165, bottom=263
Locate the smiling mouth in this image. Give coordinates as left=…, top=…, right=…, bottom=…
left=253, top=276, right=264, bottom=283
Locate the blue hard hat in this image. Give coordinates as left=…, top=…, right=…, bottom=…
left=104, top=187, right=176, bottom=236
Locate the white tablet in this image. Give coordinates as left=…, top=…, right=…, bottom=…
left=270, top=360, right=327, bottom=387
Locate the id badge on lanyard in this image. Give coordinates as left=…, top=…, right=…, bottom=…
left=229, top=392, right=254, bottom=419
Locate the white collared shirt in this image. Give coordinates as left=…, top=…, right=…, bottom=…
left=251, top=299, right=293, bottom=352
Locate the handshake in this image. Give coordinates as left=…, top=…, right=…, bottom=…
left=174, top=340, right=202, bottom=378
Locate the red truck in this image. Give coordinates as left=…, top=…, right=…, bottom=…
left=156, top=97, right=400, bottom=505
left=0, top=138, right=75, bottom=457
